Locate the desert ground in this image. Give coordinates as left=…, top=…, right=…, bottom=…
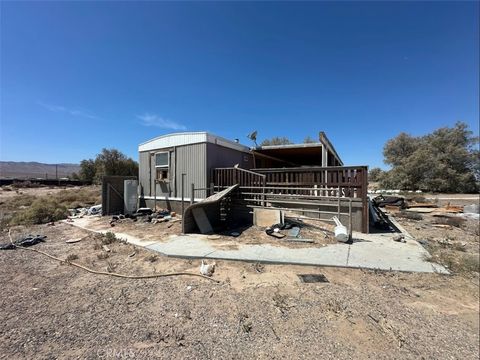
left=0, top=185, right=478, bottom=359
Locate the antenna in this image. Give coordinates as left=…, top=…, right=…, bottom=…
left=247, top=130, right=258, bottom=147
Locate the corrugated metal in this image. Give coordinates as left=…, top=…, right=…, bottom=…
left=206, top=143, right=254, bottom=185
left=138, top=151, right=151, bottom=197
left=175, top=143, right=207, bottom=199
left=139, top=132, right=250, bottom=153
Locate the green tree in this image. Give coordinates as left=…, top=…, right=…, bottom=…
left=260, top=137, right=293, bottom=146
left=75, top=149, right=138, bottom=183
left=94, top=148, right=138, bottom=183
left=368, top=167, right=384, bottom=182
left=380, top=122, right=479, bottom=193
left=77, top=159, right=96, bottom=182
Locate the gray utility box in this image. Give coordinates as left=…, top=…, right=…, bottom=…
left=124, top=179, right=138, bottom=215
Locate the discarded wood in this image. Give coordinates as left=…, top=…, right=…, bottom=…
left=192, top=207, right=213, bottom=234
left=66, top=238, right=82, bottom=244
left=167, top=219, right=181, bottom=228
left=406, top=207, right=436, bottom=213
left=128, top=251, right=136, bottom=258
left=407, top=203, right=438, bottom=208
left=432, top=224, right=452, bottom=229
left=283, top=238, right=314, bottom=243
left=102, top=245, right=111, bottom=252
left=269, top=232, right=286, bottom=239
left=385, top=205, right=401, bottom=212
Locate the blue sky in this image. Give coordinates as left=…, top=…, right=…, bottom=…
left=1, top=1, right=478, bottom=169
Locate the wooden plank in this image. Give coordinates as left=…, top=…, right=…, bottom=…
left=191, top=207, right=214, bottom=234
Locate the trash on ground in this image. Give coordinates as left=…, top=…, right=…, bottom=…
left=393, top=234, right=406, bottom=243
left=200, top=260, right=216, bottom=277
left=66, top=238, right=83, bottom=244
left=0, top=234, right=47, bottom=250
left=332, top=216, right=349, bottom=242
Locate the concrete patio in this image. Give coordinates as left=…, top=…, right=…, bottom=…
left=68, top=217, right=449, bottom=274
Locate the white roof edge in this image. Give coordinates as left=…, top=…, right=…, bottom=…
left=257, top=142, right=323, bottom=150
left=139, top=131, right=250, bottom=153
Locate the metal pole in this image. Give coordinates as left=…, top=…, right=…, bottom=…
left=349, top=198, right=353, bottom=240
left=190, top=183, right=195, bottom=205
left=181, top=173, right=186, bottom=218
left=210, top=182, right=214, bottom=197
left=154, top=180, right=157, bottom=211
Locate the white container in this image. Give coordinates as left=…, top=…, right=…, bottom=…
left=124, top=179, right=138, bottom=215
left=333, top=216, right=349, bottom=242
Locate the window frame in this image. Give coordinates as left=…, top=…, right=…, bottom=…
left=154, top=151, right=170, bottom=182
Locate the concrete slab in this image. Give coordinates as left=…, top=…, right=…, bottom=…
left=65, top=217, right=449, bottom=274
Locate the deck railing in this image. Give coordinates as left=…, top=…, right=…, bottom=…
left=212, top=166, right=368, bottom=233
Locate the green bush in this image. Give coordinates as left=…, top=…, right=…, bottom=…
left=10, top=198, right=69, bottom=225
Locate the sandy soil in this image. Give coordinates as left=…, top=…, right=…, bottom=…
left=0, top=187, right=479, bottom=359
left=0, top=221, right=479, bottom=359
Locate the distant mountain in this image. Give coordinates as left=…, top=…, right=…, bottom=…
left=0, top=161, right=81, bottom=179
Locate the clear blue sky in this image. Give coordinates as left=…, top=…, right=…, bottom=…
left=1, top=1, right=478, bottom=169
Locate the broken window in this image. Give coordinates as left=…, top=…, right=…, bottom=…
left=155, top=152, right=169, bottom=182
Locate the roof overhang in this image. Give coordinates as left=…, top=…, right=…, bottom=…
left=139, top=132, right=250, bottom=153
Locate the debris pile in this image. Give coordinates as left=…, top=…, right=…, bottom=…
left=68, top=204, right=102, bottom=218
left=108, top=207, right=179, bottom=226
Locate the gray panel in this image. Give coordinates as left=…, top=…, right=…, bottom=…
left=206, top=143, right=253, bottom=184
left=175, top=143, right=207, bottom=199
left=138, top=151, right=151, bottom=197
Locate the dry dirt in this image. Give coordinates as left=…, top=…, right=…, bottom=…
left=0, top=187, right=479, bottom=359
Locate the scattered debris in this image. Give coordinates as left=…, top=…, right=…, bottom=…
left=298, top=274, right=329, bottom=283
left=128, top=251, right=136, bottom=258
left=288, top=226, right=301, bottom=238
left=66, top=238, right=83, bottom=244
left=252, top=262, right=265, bottom=273
left=393, top=234, right=406, bottom=243
left=102, top=245, right=111, bottom=252
left=200, top=260, right=216, bottom=277
left=372, top=195, right=406, bottom=208
left=0, top=234, right=47, bottom=250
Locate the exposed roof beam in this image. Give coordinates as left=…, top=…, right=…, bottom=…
left=319, top=131, right=343, bottom=166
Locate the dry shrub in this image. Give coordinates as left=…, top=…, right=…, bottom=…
left=53, top=187, right=100, bottom=208
left=66, top=254, right=79, bottom=262
left=10, top=198, right=69, bottom=225
left=102, top=232, right=117, bottom=245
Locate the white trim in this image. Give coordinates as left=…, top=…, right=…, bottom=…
left=139, top=131, right=251, bottom=153
left=140, top=195, right=205, bottom=202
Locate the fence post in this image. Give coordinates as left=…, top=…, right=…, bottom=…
left=210, top=182, right=214, bottom=196
left=181, top=173, right=186, bottom=218
left=190, top=183, right=195, bottom=205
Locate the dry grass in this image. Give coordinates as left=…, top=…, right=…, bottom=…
left=0, top=186, right=100, bottom=229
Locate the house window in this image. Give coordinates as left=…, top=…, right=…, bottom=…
left=155, top=152, right=169, bottom=181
